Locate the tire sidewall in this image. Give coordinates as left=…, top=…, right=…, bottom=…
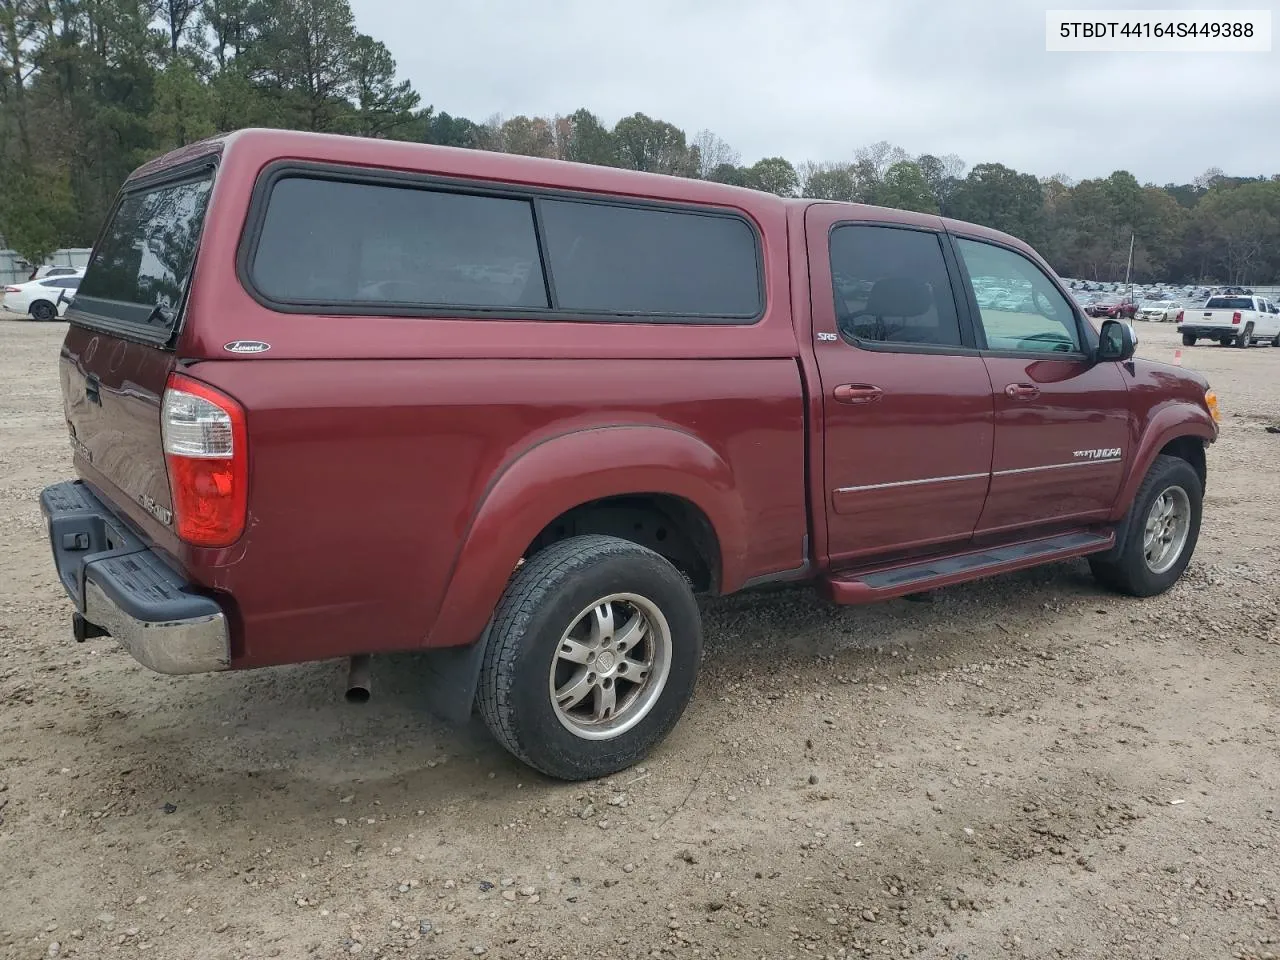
left=1120, top=458, right=1202, bottom=596
left=31, top=301, right=54, bottom=321
left=496, top=545, right=701, bottom=779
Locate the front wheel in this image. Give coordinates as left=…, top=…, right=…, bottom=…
left=477, top=535, right=702, bottom=780
left=1089, top=454, right=1201, bottom=597
left=1181, top=333, right=1196, bottom=346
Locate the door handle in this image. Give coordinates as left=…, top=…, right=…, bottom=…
left=1004, top=383, right=1040, bottom=400
left=833, top=383, right=883, bottom=404
left=84, top=374, right=101, bottom=406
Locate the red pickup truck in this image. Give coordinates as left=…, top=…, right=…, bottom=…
left=41, top=129, right=1220, bottom=780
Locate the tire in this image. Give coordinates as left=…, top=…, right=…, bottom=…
left=29, top=300, right=56, bottom=321
left=1181, top=334, right=1196, bottom=346
left=1089, top=454, right=1202, bottom=598
left=1235, top=323, right=1253, bottom=348
left=477, top=534, right=702, bottom=781
left=1271, top=332, right=1280, bottom=348
left=1219, top=336, right=1233, bottom=346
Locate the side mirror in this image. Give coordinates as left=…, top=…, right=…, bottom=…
left=1097, top=319, right=1136, bottom=363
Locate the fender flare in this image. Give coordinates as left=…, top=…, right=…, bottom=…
left=1110, top=404, right=1217, bottom=522
left=424, top=425, right=749, bottom=652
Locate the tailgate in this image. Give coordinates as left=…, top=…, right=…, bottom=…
left=1196, top=297, right=1255, bottom=324
left=60, top=166, right=215, bottom=545
left=1191, top=310, right=1233, bottom=325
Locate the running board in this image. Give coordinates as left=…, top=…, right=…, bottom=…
left=820, top=530, right=1115, bottom=605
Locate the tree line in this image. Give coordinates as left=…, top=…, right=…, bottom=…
left=3, top=0, right=1278, bottom=283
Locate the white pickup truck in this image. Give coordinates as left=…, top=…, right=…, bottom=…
left=1178, top=294, right=1280, bottom=348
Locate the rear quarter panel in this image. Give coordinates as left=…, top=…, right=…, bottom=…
left=190, top=359, right=807, bottom=667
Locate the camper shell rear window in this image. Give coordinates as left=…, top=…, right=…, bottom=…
left=72, top=168, right=214, bottom=340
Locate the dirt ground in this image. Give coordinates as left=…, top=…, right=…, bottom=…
left=1, top=313, right=1277, bottom=960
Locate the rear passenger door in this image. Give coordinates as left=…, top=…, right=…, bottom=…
left=948, top=234, right=1129, bottom=534
left=806, top=206, right=995, bottom=566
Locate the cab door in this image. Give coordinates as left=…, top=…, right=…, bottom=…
left=1261, top=299, right=1280, bottom=337
left=947, top=233, right=1130, bottom=535
left=806, top=205, right=995, bottom=566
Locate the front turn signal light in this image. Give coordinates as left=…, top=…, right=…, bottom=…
left=1205, top=389, right=1220, bottom=424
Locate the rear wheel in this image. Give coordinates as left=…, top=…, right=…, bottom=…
left=1236, top=323, right=1253, bottom=347
left=1090, top=454, right=1201, bottom=598
left=477, top=535, right=702, bottom=781
left=29, top=300, right=55, bottom=321
left=1181, top=333, right=1196, bottom=346
left=1271, top=332, right=1280, bottom=348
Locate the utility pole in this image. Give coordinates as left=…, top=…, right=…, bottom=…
left=1123, top=233, right=1135, bottom=298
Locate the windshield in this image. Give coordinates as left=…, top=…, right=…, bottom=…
left=73, top=170, right=214, bottom=336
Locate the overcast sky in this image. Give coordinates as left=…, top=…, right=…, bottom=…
left=350, top=0, right=1278, bottom=185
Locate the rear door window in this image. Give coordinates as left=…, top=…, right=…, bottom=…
left=74, top=171, right=214, bottom=338
left=827, top=225, right=964, bottom=348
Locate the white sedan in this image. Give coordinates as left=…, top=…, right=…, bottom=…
left=1, top=273, right=83, bottom=320
left=1135, top=299, right=1183, bottom=322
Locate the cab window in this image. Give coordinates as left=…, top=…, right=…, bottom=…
left=954, top=238, right=1081, bottom=354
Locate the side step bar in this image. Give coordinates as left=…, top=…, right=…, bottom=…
left=820, top=530, right=1115, bottom=605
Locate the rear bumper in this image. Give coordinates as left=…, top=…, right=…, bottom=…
left=40, top=481, right=230, bottom=674
left=1177, top=325, right=1237, bottom=337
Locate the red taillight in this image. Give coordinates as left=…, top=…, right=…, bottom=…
left=161, top=373, right=247, bottom=547
left=3, top=286, right=20, bottom=293
left=1232, top=312, right=1242, bottom=324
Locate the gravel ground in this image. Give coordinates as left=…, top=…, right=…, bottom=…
left=1, top=315, right=1277, bottom=960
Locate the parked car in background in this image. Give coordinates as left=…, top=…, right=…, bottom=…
left=27, top=264, right=82, bottom=281
left=2, top=273, right=83, bottom=319
left=39, top=128, right=1221, bottom=780
left=1178, top=295, right=1280, bottom=347
left=1136, top=300, right=1183, bottom=322
left=1111, top=296, right=1139, bottom=319
left=1084, top=297, right=1114, bottom=317
left=1085, top=296, right=1138, bottom=320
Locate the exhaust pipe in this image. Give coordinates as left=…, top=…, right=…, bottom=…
left=345, top=655, right=371, bottom=703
